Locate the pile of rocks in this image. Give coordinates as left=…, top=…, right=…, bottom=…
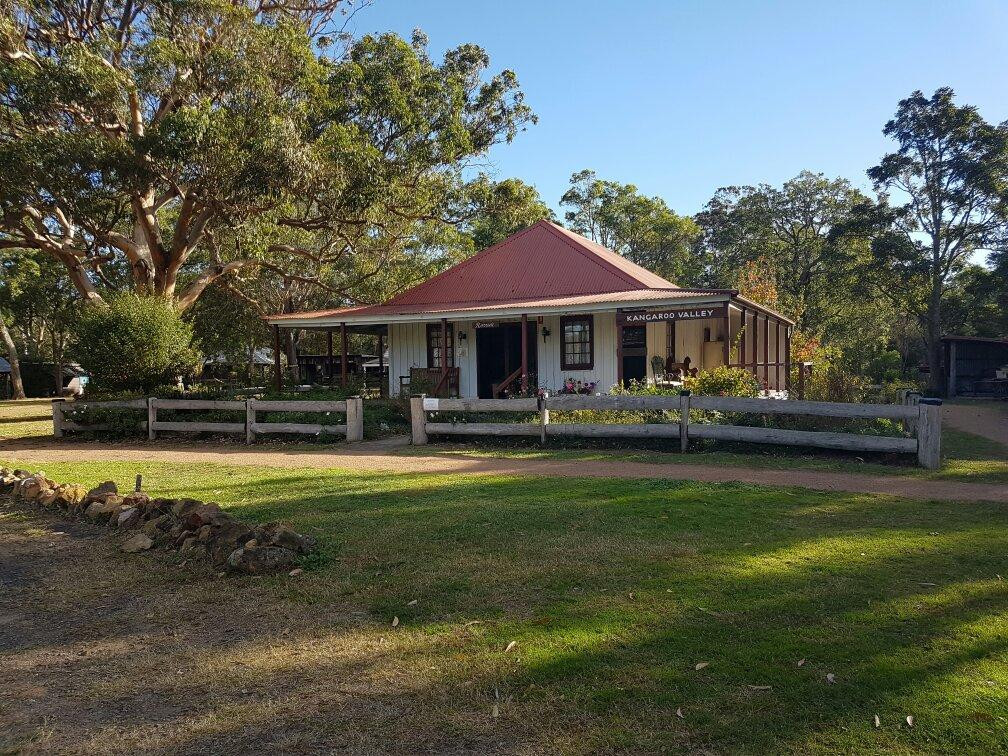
left=0, top=468, right=316, bottom=574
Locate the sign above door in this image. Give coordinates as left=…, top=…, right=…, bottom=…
left=616, top=306, right=727, bottom=326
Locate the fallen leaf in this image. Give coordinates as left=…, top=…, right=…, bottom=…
left=797, top=658, right=806, bottom=667
left=906, top=715, right=914, bottom=727
left=407, top=599, right=418, bottom=606
left=695, top=661, right=709, bottom=671
left=492, top=703, right=499, bottom=718
left=747, top=684, right=772, bottom=691
left=676, top=707, right=684, bottom=719
left=826, top=673, right=836, bottom=684
left=288, top=568, right=303, bottom=577
left=392, top=616, right=399, bottom=627
left=874, top=714, right=880, bottom=728
left=505, top=640, right=517, bottom=653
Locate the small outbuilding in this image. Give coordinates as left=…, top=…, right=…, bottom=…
left=267, top=221, right=794, bottom=399
left=943, top=335, right=1008, bottom=397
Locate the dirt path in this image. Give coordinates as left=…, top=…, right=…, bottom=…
left=2, top=436, right=1006, bottom=503
left=943, top=401, right=1008, bottom=446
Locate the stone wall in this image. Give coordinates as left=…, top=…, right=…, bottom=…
left=0, top=468, right=316, bottom=575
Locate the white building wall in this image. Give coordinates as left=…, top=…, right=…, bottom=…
left=387, top=308, right=787, bottom=398
left=536, top=312, right=619, bottom=393
left=387, top=320, right=478, bottom=397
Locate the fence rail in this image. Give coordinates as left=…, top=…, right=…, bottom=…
left=411, top=391, right=942, bottom=469
left=53, top=396, right=363, bottom=444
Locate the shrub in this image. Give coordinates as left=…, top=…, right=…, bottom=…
left=803, top=363, right=870, bottom=404
left=72, top=294, right=202, bottom=392
left=683, top=366, right=761, bottom=398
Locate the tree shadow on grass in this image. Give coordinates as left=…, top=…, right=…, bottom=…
left=2, top=472, right=1007, bottom=753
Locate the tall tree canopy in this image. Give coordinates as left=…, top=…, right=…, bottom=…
left=465, top=177, right=553, bottom=250
left=863, top=87, right=1008, bottom=389
left=695, top=172, right=871, bottom=333
left=0, top=1, right=535, bottom=311
left=560, top=170, right=701, bottom=283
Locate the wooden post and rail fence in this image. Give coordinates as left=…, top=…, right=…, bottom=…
left=410, top=391, right=943, bottom=469
left=52, top=397, right=364, bottom=444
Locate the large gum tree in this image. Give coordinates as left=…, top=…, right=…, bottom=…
left=0, top=0, right=534, bottom=311
left=866, top=88, right=1008, bottom=391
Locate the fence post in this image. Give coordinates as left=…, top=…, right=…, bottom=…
left=346, top=396, right=364, bottom=442
left=246, top=398, right=256, bottom=444
left=52, top=398, right=65, bottom=438
left=539, top=392, right=549, bottom=445
left=147, top=397, right=156, bottom=441
left=916, top=398, right=942, bottom=470
left=410, top=394, right=428, bottom=445
left=902, top=390, right=921, bottom=435
left=679, top=390, right=691, bottom=452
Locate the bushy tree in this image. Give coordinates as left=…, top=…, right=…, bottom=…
left=696, top=171, right=873, bottom=336
left=466, top=177, right=553, bottom=250
left=0, top=3, right=535, bottom=312
left=72, top=294, right=202, bottom=391
left=561, top=170, right=701, bottom=282
left=864, top=87, right=1008, bottom=391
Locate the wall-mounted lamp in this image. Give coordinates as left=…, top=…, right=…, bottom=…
left=457, top=331, right=467, bottom=342
left=541, top=327, right=551, bottom=342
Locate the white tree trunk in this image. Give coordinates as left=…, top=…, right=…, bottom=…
left=0, top=313, right=26, bottom=399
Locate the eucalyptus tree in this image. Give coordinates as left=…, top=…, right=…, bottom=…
left=695, top=172, right=872, bottom=333
left=466, top=177, right=553, bottom=250
left=865, top=87, right=1008, bottom=390
left=561, top=170, right=701, bottom=283
left=0, top=1, right=535, bottom=312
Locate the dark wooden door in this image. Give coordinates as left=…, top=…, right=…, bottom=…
left=621, top=325, right=647, bottom=383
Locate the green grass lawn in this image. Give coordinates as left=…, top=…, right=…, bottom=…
left=0, top=398, right=53, bottom=439
left=4, top=456, right=1006, bottom=752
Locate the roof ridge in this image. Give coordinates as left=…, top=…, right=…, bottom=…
left=385, top=222, right=545, bottom=305
left=541, top=221, right=679, bottom=289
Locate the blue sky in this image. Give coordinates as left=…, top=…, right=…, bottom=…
left=350, top=0, right=1008, bottom=219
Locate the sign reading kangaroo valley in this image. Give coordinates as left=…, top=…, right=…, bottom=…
left=617, top=306, right=727, bottom=325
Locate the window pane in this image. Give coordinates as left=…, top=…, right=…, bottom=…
left=561, top=316, right=592, bottom=369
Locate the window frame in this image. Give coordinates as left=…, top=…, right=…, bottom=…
left=560, top=314, right=594, bottom=371
left=426, top=322, right=454, bottom=368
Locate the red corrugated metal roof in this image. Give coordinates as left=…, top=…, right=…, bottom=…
left=385, top=220, right=676, bottom=307
left=267, top=220, right=766, bottom=325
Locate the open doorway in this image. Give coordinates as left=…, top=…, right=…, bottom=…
left=476, top=321, right=537, bottom=398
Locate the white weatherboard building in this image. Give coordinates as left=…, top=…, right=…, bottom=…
left=267, top=221, right=794, bottom=398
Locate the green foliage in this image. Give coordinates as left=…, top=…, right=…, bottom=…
left=185, top=282, right=268, bottom=367
left=864, top=349, right=904, bottom=384
left=561, top=169, right=701, bottom=282
left=862, top=87, right=1008, bottom=389
left=803, top=363, right=870, bottom=404
left=71, top=295, right=202, bottom=392
left=466, top=177, right=554, bottom=250
left=552, top=382, right=680, bottom=428
left=683, top=366, right=762, bottom=397
left=0, top=4, right=536, bottom=315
